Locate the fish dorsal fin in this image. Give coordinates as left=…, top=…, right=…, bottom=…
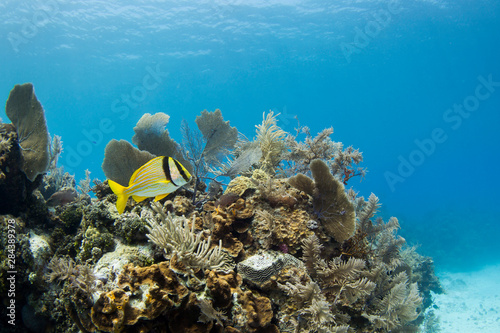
left=129, top=156, right=164, bottom=185
left=154, top=193, right=169, bottom=201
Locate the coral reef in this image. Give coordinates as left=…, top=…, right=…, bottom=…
left=1, top=84, right=65, bottom=217
left=0, top=105, right=443, bottom=333
left=0, top=123, right=30, bottom=215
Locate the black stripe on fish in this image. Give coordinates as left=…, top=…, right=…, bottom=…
left=162, top=157, right=178, bottom=187
left=173, top=158, right=190, bottom=182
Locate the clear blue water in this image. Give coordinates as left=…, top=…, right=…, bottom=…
left=1, top=0, right=499, bottom=272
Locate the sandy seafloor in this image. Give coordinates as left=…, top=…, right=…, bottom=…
left=431, top=264, right=500, bottom=332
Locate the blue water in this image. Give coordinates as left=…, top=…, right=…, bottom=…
left=1, top=0, right=499, bottom=272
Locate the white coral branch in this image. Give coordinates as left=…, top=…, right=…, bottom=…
left=146, top=202, right=234, bottom=275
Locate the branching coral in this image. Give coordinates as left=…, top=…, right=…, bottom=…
left=41, top=135, right=73, bottom=198
left=77, top=169, right=93, bottom=194
left=294, top=226, right=421, bottom=331
left=280, top=279, right=323, bottom=307
left=277, top=260, right=350, bottom=332
left=363, top=271, right=423, bottom=330
left=330, top=145, right=365, bottom=184
left=209, top=144, right=262, bottom=179
left=42, top=166, right=76, bottom=200
left=284, top=127, right=340, bottom=175
left=302, top=233, right=323, bottom=278
left=252, top=209, right=275, bottom=249
left=45, top=256, right=96, bottom=298
left=255, top=111, right=287, bottom=173
left=356, top=193, right=381, bottom=234
left=0, top=123, right=14, bottom=179
left=48, top=135, right=63, bottom=170
left=197, top=298, right=228, bottom=327
left=45, top=256, right=77, bottom=284
left=370, top=216, right=405, bottom=268
left=145, top=202, right=234, bottom=275
left=282, top=125, right=366, bottom=183
left=206, top=111, right=366, bottom=184
left=299, top=297, right=336, bottom=326
left=316, top=256, right=376, bottom=306
left=0, top=135, right=12, bottom=154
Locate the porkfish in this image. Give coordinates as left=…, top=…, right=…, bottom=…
left=108, top=156, right=192, bottom=214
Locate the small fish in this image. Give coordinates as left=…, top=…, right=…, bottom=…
left=107, top=156, right=191, bottom=214
left=47, top=188, right=78, bottom=206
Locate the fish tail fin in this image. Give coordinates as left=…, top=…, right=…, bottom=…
left=108, top=179, right=129, bottom=214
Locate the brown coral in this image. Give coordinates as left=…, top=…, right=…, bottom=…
left=91, top=262, right=189, bottom=332
left=237, top=291, right=276, bottom=332
left=257, top=178, right=299, bottom=209
left=272, top=208, right=314, bottom=254
left=250, top=203, right=314, bottom=254
left=204, top=198, right=254, bottom=257
left=91, top=289, right=134, bottom=332
left=225, top=176, right=258, bottom=196
left=206, top=270, right=242, bottom=309
left=172, top=195, right=195, bottom=216
left=168, top=293, right=214, bottom=333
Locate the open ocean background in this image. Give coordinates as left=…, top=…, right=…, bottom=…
left=1, top=0, right=499, bottom=273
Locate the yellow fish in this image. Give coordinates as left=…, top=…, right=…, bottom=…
left=108, top=156, right=192, bottom=214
